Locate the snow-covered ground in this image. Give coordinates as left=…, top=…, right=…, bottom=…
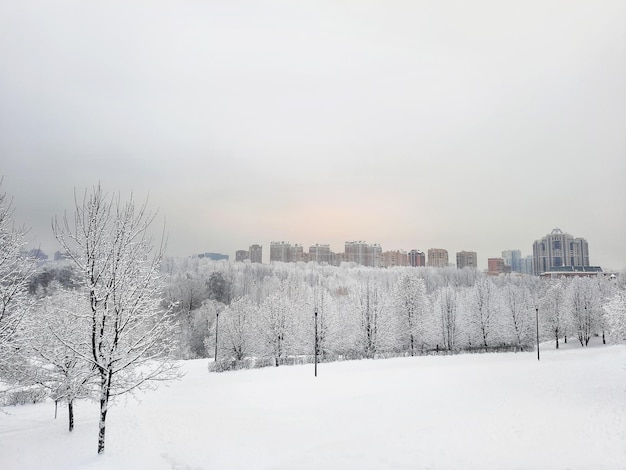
left=1, top=341, right=625, bottom=470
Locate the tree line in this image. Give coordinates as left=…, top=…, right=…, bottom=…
left=160, top=256, right=624, bottom=368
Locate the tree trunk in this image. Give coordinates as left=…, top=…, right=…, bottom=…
left=68, top=400, right=74, bottom=432
left=555, top=336, right=559, bottom=349
left=98, top=374, right=112, bottom=454
left=98, top=395, right=108, bottom=454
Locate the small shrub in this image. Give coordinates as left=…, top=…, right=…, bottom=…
left=1, top=387, right=48, bottom=406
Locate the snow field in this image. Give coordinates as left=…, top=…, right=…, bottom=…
left=1, top=343, right=625, bottom=469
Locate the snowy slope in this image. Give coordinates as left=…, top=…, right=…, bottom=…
left=1, top=342, right=625, bottom=470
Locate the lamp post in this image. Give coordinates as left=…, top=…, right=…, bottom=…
left=314, top=307, right=318, bottom=377
left=535, top=306, right=540, bottom=361
left=214, top=310, right=220, bottom=362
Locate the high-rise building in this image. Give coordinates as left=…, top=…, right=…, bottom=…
left=428, top=248, right=449, bottom=267
left=344, top=241, right=382, bottom=267
left=502, top=250, right=522, bottom=273
left=235, top=250, right=249, bottom=262
left=270, top=241, right=305, bottom=263
left=456, top=251, right=477, bottom=269
left=408, top=249, right=426, bottom=267
left=270, top=241, right=291, bottom=263
left=249, top=244, right=263, bottom=263
left=309, top=244, right=331, bottom=264
left=333, top=251, right=347, bottom=266
left=532, top=228, right=589, bottom=275
left=290, top=244, right=304, bottom=263
left=382, top=250, right=408, bottom=268
left=368, top=244, right=382, bottom=267
left=520, top=255, right=534, bottom=275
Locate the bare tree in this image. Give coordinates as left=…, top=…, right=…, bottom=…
left=53, top=185, right=179, bottom=454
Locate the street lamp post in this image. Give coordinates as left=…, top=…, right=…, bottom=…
left=214, top=310, right=220, bottom=362
left=535, top=306, right=540, bottom=361
left=314, top=307, right=318, bottom=377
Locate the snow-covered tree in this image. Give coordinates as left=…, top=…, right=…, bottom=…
left=502, top=283, right=534, bottom=349
left=595, top=277, right=617, bottom=344
left=184, top=299, right=219, bottom=359
left=163, top=273, right=211, bottom=359
left=463, top=277, right=499, bottom=348
left=0, top=185, right=36, bottom=376
left=24, top=288, right=94, bottom=431
left=312, top=286, right=336, bottom=357
left=393, top=271, right=428, bottom=355
left=257, top=280, right=294, bottom=363
left=434, top=285, right=460, bottom=351
left=603, top=289, right=626, bottom=343
left=217, top=296, right=255, bottom=360
left=207, top=271, right=233, bottom=305
left=567, top=277, right=601, bottom=347
left=53, top=185, right=179, bottom=454
left=354, top=275, right=393, bottom=358
left=541, top=280, right=567, bottom=349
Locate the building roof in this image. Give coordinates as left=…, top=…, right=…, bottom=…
left=546, top=266, right=603, bottom=272
left=540, top=266, right=604, bottom=277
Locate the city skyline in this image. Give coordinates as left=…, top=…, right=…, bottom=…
left=223, top=229, right=588, bottom=272
left=1, top=1, right=624, bottom=272
left=14, top=227, right=616, bottom=273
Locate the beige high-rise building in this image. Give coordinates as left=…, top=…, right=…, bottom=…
left=270, top=241, right=304, bottom=263
left=345, top=241, right=382, bottom=267
left=290, top=244, right=304, bottom=263
left=456, top=251, right=477, bottom=269
left=270, top=241, right=290, bottom=263
left=309, top=244, right=331, bottom=264
left=428, top=248, right=449, bottom=267
left=382, top=250, right=408, bottom=268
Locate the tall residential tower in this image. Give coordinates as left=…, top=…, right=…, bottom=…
left=532, top=228, right=589, bottom=275
left=428, top=248, right=449, bottom=268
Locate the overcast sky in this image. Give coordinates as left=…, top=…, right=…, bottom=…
left=1, top=1, right=625, bottom=270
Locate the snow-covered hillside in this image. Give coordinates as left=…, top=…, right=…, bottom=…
left=2, top=343, right=625, bottom=469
